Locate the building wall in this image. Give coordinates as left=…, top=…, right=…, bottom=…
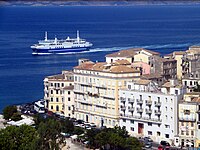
left=74, top=69, right=140, bottom=128
left=132, top=62, right=151, bottom=75
left=174, top=54, right=184, bottom=80
left=119, top=88, right=179, bottom=144
left=106, top=57, right=133, bottom=64
left=64, top=88, right=74, bottom=118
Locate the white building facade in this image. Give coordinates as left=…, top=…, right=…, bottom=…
left=119, top=79, right=185, bottom=144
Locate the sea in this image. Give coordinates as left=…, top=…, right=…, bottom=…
left=0, top=5, right=200, bottom=112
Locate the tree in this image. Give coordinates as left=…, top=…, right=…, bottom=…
left=0, top=125, right=39, bottom=150
left=60, top=118, right=74, bottom=134
left=37, top=118, right=65, bottom=150
left=11, top=112, right=22, bottom=121
left=3, top=105, right=17, bottom=120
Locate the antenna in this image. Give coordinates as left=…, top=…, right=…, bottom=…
left=45, top=31, right=48, bottom=41
left=77, top=30, right=80, bottom=43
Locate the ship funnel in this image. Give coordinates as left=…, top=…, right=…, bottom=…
left=45, top=31, right=48, bottom=41
left=54, top=35, right=57, bottom=44
left=77, top=30, right=80, bottom=43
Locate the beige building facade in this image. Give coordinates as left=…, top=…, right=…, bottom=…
left=44, top=71, right=75, bottom=117
left=73, top=60, right=140, bottom=127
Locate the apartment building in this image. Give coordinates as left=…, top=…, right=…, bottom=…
left=105, top=48, right=141, bottom=63
left=73, top=59, right=141, bottom=127
left=177, top=92, right=200, bottom=148
left=106, top=48, right=176, bottom=81
left=119, top=79, right=185, bottom=144
left=182, top=77, right=199, bottom=93
left=165, top=51, right=186, bottom=80
left=44, top=71, right=74, bottom=117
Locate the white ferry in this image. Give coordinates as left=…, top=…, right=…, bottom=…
left=31, top=31, right=93, bottom=55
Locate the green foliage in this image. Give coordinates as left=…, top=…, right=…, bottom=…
left=73, top=126, right=84, bottom=135
left=11, top=112, right=22, bottom=121
left=37, top=118, right=65, bottom=150
left=60, top=118, right=74, bottom=134
left=3, top=105, right=17, bottom=120
left=84, top=126, right=142, bottom=150
left=0, top=125, right=39, bottom=150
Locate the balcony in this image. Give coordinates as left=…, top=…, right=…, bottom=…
left=120, top=97, right=126, bottom=102
left=120, top=114, right=162, bottom=123
left=128, top=106, right=134, bottom=112
left=128, top=98, right=134, bottom=103
left=120, top=105, right=126, bottom=111
left=136, top=99, right=143, bottom=105
left=155, top=101, right=161, bottom=107
left=146, top=100, right=152, bottom=106
left=145, top=109, right=152, bottom=114
left=179, top=117, right=196, bottom=122
left=154, top=110, right=161, bottom=115
left=137, top=108, right=143, bottom=113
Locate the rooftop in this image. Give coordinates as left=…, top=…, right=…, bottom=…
left=105, top=48, right=142, bottom=57
left=74, top=61, right=140, bottom=73
left=135, top=79, right=151, bottom=85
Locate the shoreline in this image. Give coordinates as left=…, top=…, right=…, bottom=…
left=1, top=1, right=200, bottom=6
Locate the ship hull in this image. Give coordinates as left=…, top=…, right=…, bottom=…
left=32, top=47, right=91, bottom=55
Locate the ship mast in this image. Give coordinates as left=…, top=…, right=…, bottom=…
left=77, top=30, right=80, bottom=44
left=45, top=31, right=48, bottom=41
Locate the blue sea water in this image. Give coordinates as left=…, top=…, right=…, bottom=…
left=1, top=5, right=200, bottom=111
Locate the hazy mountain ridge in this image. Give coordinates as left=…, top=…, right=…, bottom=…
left=1, top=0, right=200, bottom=6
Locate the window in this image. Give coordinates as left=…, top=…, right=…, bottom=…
left=51, top=106, right=53, bottom=109
left=56, top=90, right=59, bottom=94
left=62, top=83, right=64, bottom=87
left=123, top=119, right=126, bottom=122
left=184, top=110, right=190, bottom=115
left=148, top=131, right=152, bottom=135
left=56, top=98, right=59, bottom=102
left=191, top=123, right=194, bottom=127
left=56, top=105, right=59, bottom=111
left=148, top=123, right=152, bottom=126
left=184, top=81, right=187, bottom=86
left=130, top=127, right=134, bottom=131
left=190, top=81, right=192, bottom=86
left=51, top=83, right=53, bottom=87
left=51, top=90, right=53, bottom=94
left=68, top=91, right=70, bottom=95
left=51, top=97, right=53, bottom=102
left=186, top=130, right=189, bottom=135
left=68, top=107, right=71, bottom=111
left=175, top=90, right=178, bottom=95
left=68, top=97, right=70, bottom=101
left=181, top=130, right=184, bottom=135
left=165, top=134, right=169, bottom=138
left=157, top=132, right=160, bottom=136
left=191, top=131, right=194, bottom=136
left=181, top=122, right=184, bottom=126
left=130, top=120, right=134, bottom=124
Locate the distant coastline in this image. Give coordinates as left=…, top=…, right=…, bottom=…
left=1, top=0, right=200, bottom=6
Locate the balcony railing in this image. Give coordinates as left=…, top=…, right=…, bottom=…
left=179, top=117, right=196, bottom=122
left=128, top=106, right=134, bottom=112
left=136, top=99, right=143, bottom=104
left=137, top=108, right=143, bottom=113
left=145, top=109, right=152, bottom=114
left=120, top=97, right=126, bottom=102
left=120, top=105, right=126, bottom=110
left=120, top=114, right=162, bottom=122
left=154, top=110, right=161, bottom=115
left=128, top=98, right=134, bottom=103
left=155, top=101, right=161, bottom=107
left=146, top=100, right=152, bottom=106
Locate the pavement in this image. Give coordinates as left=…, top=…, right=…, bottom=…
left=62, top=138, right=90, bottom=150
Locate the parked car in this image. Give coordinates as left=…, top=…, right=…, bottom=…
left=145, top=142, right=152, bottom=148
left=160, top=140, right=170, bottom=146
left=158, top=145, right=164, bottom=150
